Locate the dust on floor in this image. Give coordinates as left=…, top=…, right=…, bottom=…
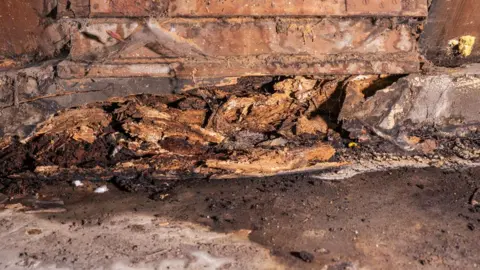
left=1, top=167, right=480, bottom=269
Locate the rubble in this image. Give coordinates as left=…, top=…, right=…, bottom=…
left=0, top=76, right=348, bottom=192
left=1, top=71, right=480, bottom=195
left=211, top=77, right=338, bottom=137
left=341, top=74, right=480, bottom=148
left=122, top=103, right=223, bottom=145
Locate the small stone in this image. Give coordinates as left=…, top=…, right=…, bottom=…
left=315, top=248, right=330, bottom=254
left=72, top=180, right=84, bottom=187
left=94, top=185, right=109, bottom=194
left=291, top=251, right=314, bottom=263
left=26, top=229, right=42, bottom=235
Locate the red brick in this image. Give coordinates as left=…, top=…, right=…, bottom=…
left=70, top=18, right=417, bottom=60
left=346, top=0, right=427, bottom=16
left=87, top=0, right=427, bottom=17
left=90, top=0, right=168, bottom=17
left=169, top=0, right=345, bottom=16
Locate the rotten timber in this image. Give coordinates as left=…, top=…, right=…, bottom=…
left=57, top=57, right=419, bottom=79
left=0, top=63, right=238, bottom=137
left=0, top=77, right=344, bottom=178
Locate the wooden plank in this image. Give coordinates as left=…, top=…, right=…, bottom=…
left=420, top=0, right=480, bottom=67
left=57, top=54, right=420, bottom=79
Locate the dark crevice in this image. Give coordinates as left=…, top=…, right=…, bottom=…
left=80, top=32, right=105, bottom=45
left=57, top=40, right=72, bottom=59
left=363, top=75, right=408, bottom=99
left=45, top=5, right=58, bottom=19
left=311, top=78, right=348, bottom=124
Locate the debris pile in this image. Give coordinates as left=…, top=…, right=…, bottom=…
left=2, top=73, right=480, bottom=196
left=0, top=76, right=346, bottom=195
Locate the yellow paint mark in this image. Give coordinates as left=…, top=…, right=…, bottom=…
left=458, top=35, right=476, bottom=57
left=348, top=142, right=358, bottom=148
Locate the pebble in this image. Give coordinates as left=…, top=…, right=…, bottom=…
left=94, top=185, right=109, bottom=194
left=73, top=180, right=84, bottom=187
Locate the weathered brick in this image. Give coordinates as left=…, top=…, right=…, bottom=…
left=347, top=0, right=427, bottom=16
left=169, top=0, right=345, bottom=16
left=70, top=18, right=417, bottom=60
left=57, top=0, right=90, bottom=17
left=347, top=0, right=402, bottom=14
left=90, top=0, right=168, bottom=17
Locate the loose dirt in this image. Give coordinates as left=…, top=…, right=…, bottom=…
left=1, top=167, right=479, bottom=269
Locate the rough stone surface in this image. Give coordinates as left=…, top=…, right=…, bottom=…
left=342, top=74, right=480, bottom=146
left=70, top=18, right=418, bottom=60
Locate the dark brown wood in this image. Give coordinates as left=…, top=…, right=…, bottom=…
left=420, top=0, right=480, bottom=67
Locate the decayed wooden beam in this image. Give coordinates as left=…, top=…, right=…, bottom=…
left=0, top=69, right=237, bottom=138
left=420, top=0, right=480, bottom=67
left=57, top=55, right=420, bottom=80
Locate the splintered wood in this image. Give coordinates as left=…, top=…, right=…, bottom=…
left=22, top=77, right=344, bottom=176
left=35, top=108, right=111, bottom=144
